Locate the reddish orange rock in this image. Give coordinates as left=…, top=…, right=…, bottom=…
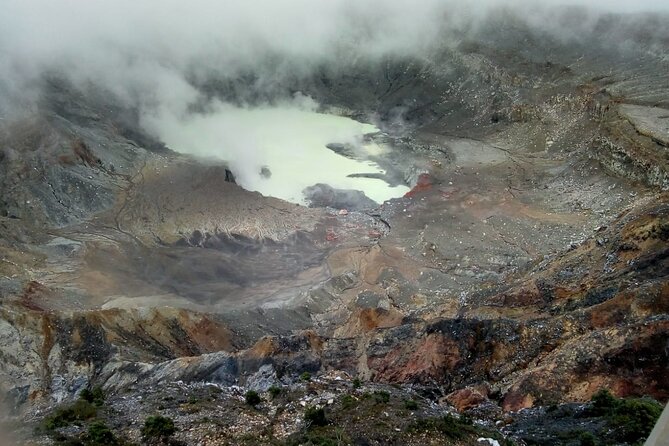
left=446, top=387, right=489, bottom=411
left=502, top=390, right=535, bottom=412
left=404, top=173, right=433, bottom=198
left=370, top=333, right=461, bottom=383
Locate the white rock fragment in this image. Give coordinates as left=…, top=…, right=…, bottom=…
left=477, top=438, right=501, bottom=446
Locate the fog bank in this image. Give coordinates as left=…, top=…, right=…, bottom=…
left=1, top=0, right=666, bottom=116
left=1, top=0, right=667, bottom=204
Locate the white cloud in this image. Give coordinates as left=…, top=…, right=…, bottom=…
left=0, top=0, right=665, bottom=121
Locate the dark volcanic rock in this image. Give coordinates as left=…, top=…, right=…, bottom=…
left=303, top=183, right=378, bottom=210
left=326, top=142, right=357, bottom=159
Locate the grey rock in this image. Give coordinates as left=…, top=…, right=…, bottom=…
left=245, top=364, right=279, bottom=392
left=303, top=183, right=377, bottom=210
left=619, top=104, right=669, bottom=147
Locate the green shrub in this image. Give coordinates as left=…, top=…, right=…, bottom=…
left=352, top=378, right=361, bottom=389
left=50, top=432, right=85, bottom=446
left=141, top=415, right=176, bottom=441
left=579, top=431, right=596, bottom=446
left=86, top=421, right=117, bottom=445
left=78, top=387, right=105, bottom=408
left=268, top=385, right=282, bottom=399
left=408, top=414, right=477, bottom=440
left=300, top=372, right=312, bottom=382
left=373, top=390, right=390, bottom=404
left=81, top=386, right=105, bottom=407
left=590, top=389, right=617, bottom=415
left=302, top=433, right=338, bottom=446
left=43, top=400, right=97, bottom=430
left=341, top=394, right=357, bottom=410
left=404, top=399, right=419, bottom=410
left=245, top=390, right=262, bottom=406
left=285, top=428, right=350, bottom=446
left=610, top=397, right=662, bottom=443
left=460, top=414, right=473, bottom=425
left=304, top=406, right=328, bottom=427
left=79, top=388, right=93, bottom=403
left=589, top=388, right=662, bottom=443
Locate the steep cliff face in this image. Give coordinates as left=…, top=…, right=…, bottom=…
left=591, top=104, right=669, bottom=191
left=0, top=304, right=237, bottom=407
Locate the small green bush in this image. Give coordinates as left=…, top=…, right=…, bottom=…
left=43, top=400, right=97, bottom=430
left=268, top=385, right=282, bottom=399
left=341, top=394, right=357, bottom=410
left=404, top=399, right=419, bottom=410
left=79, top=388, right=93, bottom=403
left=373, top=390, right=390, bottom=404
left=51, top=432, right=85, bottom=446
left=460, top=414, right=473, bottom=425
left=304, top=406, right=328, bottom=427
left=86, top=421, right=117, bottom=445
left=589, top=388, right=662, bottom=443
left=610, top=397, right=662, bottom=443
left=303, top=433, right=337, bottom=446
left=352, top=378, right=361, bottom=389
left=285, top=428, right=350, bottom=446
left=244, top=390, right=262, bottom=407
left=407, top=414, right=477, bottom=440
left=590, top=389, right=617, bottom=416
left=141, top=415, right=176, bottom=441
left=579, top=431, right=597, bottom=446
left=300, top=372, right=312, bottom=382
left=90, top=386, right=105, bottom=405
left=245, top=390, right=262, bottom=406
